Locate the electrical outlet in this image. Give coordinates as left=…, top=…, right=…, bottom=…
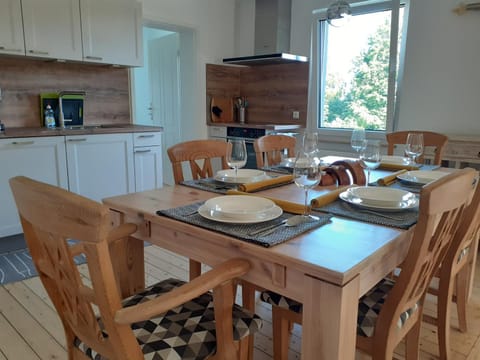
left=292, top=111, right=300, bottom=120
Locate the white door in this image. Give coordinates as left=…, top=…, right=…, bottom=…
left=149, top=33, right=182, bottom=185
left=132, top=26, right=183, bottom=185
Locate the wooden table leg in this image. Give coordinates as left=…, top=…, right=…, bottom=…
left=301, top=274, right=360, bottom=360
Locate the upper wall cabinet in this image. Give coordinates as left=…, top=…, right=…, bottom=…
left=22, top=0, right=83, bottom=61
left=0, top=0, right=25, bottom=56
left=0, top=0, right=143, bottom=67
left=80, top=0, right=143, bottom=67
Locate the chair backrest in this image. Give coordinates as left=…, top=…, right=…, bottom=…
left=253, top=134, right=296, bottom=168
left=386, top=130, right=448, bottom=165
left=167, top=139, right=230, bottom=184
left=9, top=176, right=144, bottom=360
left=376, top=168, right=476, bottom=348
left=440, top=175, right=480, bottom=291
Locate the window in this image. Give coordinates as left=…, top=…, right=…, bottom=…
left=315, top=1, right=408, bottom=133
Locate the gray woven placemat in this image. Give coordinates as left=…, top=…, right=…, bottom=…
left=180, top=179, right=237, bottom=194
left=156, top=202, right=332, bottom=248
left=312, top=199, right=418, bottom=229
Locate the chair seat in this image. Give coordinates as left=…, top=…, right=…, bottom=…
left=260, top=278, right=418, bottom=338
left=75, top=278, right=262, bottom=360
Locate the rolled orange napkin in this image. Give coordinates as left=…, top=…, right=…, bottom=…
left=378, top=163, right=419, bottom=171
left=377, top=169, right=408, bottom=186
left=310, top=185, right=354, bottom=208
left=226, top=189, right=305, bottom=215
left=238, top=174, right=294, bottom=192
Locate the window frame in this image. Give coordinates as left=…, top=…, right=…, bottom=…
left=307, top=0, right=409, bottom=142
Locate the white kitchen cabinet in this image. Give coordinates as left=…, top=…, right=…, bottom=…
left=133, top=132, right=163, bottom=191
left=0, top=136, right=68, bottom=237
left=22, top=0, right=83, bottom=61
left=0, top=0, right=25, bottom=56
left=66, top=133, right=135, bottom=202
left=80, top=0, right=143, bottom=66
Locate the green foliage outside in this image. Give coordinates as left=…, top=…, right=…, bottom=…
left=322, top=19, right=392, bottom=131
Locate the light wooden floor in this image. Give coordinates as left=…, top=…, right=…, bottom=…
left=1, top=245, right=480, bottom=359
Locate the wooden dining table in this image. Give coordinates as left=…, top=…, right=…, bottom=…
left=103, top=174, right=414, bottom=360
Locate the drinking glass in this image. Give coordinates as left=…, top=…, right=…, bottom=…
left=226, top=139, right=247, bottom=178
left=293, top=152, right=322, bottom=221
left=351, top=127, right=367, bottom=155
left=405, top=133, right=424, bottom=166
left=359, top=140, right=381, bottom=185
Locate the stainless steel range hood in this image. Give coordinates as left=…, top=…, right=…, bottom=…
left=223, top=53, right=307, bottom=66
left=224, top=0, right=307, bottom=66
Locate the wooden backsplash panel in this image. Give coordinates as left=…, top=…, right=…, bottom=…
left=240, top=63, right=308, bottom=125
left=0, top=57, right=130, bottom=128
left=206, top=62, right=308, bottom=126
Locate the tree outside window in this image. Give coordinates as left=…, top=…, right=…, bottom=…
left=318, top=3, right=405, bottom=132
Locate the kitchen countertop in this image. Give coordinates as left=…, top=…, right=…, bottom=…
left=207, top=122, right=302, bottom=131
left=0, top=124, right=163, bottom=139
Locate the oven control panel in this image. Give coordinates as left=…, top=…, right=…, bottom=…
left=226, top=127, right=266, bottom=139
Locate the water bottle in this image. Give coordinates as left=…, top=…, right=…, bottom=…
left=44, top=105, right=56, bottom=128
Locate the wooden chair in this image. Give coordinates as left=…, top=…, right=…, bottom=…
left=259, top=168, right=476, bottom=360
left=167, top=139, right=230, bottom=184
left=167, top=139, right=230, bottom=280
left=386, top=130, right=448, bottom=165
left=253, top=134, right=296, bottom=168
left=9, top=176, right=262, bottom=360
left=422, top=177, right=480, bottom=360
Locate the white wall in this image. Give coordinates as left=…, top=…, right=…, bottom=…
left=290, top=0, right=480, bottom=137
left=142, top=0, right=236, bottom=140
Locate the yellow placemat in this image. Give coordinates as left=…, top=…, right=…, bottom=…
left=377, top=169, right=408, bottom=186
left=310, top=185, right=354, bottom=208
left=238, top=175, right=294, bottom=192
left=378, top=163, right=419, bottom=171
left=226, top=189, right=305, bottom=215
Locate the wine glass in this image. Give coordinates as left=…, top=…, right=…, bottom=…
left=359, top=140, right=381, bottom=186
left=351, top=127, right=367, bottom=156
left=293, top=152, right=322, bottom=222
left=405, top=133, right=424, bottom=166
left=303, top=131, right=319, bottom=154
left=226, top=139, right=247, bottom=178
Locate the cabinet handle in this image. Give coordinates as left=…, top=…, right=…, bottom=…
left=478, top=152, right=480, bottom=158
left=28, top=49, right=49, bottom=55
left=135, top=149, right=151, bottom=153
left=12, top=141, right=35, bottom=145
left=0, top=46, right=23, bottom=52
left=67, top=138, right=87, bottom=142
left=138, top=134, right=155, bottom=138
left=85, top=55, right=103, bottom=61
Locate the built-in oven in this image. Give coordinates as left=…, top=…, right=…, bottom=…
left=208, top=125, right=300, bottom=170
left=225, top=127, right=266, bottom=169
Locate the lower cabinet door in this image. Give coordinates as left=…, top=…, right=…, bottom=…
left=66, top=133, right=134, bottom=202
left=0, top=136, right=68, bottom=237
left=134, top=146, right=163, bottom=191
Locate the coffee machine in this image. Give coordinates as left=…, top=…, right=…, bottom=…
left=40, top=91, right=85, bottom=128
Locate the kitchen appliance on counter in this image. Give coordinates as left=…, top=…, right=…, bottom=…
left=40, top=91, right=85, bottom=128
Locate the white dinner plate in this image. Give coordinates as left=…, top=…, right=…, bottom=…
left=203, top=195, right=276, bottom=218
left=381, top=155, right=410, bottom=166
left=340, top=190, right=418, bottom=211
left=397, top=170, right=449, bottom=185
left=347, top=186, right=416, bottom=207
left=198, top=204, right=283, bottom=224
left=215, top=169, right=268, bottom=184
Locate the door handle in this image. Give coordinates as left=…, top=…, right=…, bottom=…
left=135, top=149, right=151, bottom=153
left=67, top=138, right=87, bottom=142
